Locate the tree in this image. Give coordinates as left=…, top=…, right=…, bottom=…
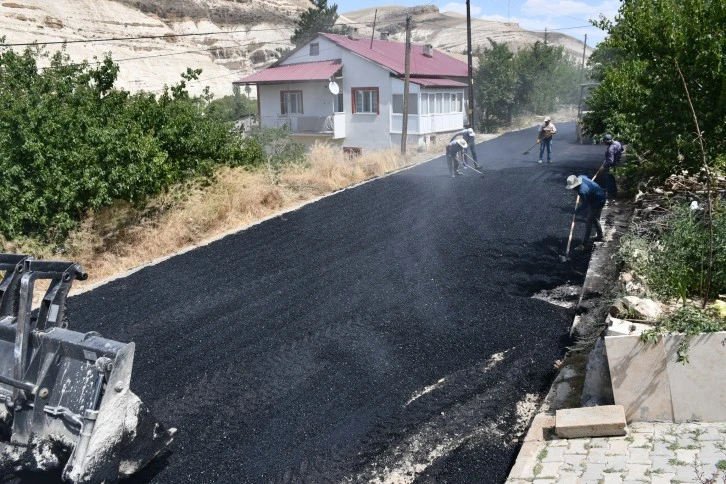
left=0, top=42, right=264, bottom=242
left=475, top=39, right=516, bottom=130
left=583, top=0, right=726, bottom=177
left=290, top=0, right=339, bottom=47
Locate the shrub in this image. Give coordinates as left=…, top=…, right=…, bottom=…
left=617, top=201, right=726, bottom=303
left=0, top=44, right=262, bottom=243
left=642, top=305, right=726, bottom=363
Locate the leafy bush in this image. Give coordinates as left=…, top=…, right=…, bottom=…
left=0, top=44, right=264, bottom=242
left=641, top=305, right=726, bottom=363
left=247, top=126, right=306, bottom=167
left=617, top=202, right=726, bottom=303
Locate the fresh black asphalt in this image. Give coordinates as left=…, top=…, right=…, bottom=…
left=41, top=123, right=604, bottom=483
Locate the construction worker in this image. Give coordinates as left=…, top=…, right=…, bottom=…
left=601, top=134, right=623, bottom=197
left=450, top=127, right=480, bottom=169
left=446, top=138, right=468, bottom=177
left=566, top=174, right=605, bottom=250
left=537, top=116, right=557, bottom=163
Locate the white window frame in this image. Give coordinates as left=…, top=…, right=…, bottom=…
left=352, top=88, right=379, bottom=114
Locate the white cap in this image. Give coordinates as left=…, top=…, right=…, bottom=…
left=544, top=116, right=551, bottom=122
left=467, top=128, right=475, bottom=136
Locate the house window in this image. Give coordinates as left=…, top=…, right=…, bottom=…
left=391, top=94, right=419, bottom=114
left=310, top=42, right=319, bottom=56
left=428, top=94, right=435, bottom=114
left=280, top=90, right=303, bottom=115
left=352, top=88, right=379, bottom=114
left=421, top=94, right=429, bottom=115
left=444, top=93, right=451, bottom=113
left=435, top=93, right=443, bottom=113
left=457, top=93, right=463, bottom=112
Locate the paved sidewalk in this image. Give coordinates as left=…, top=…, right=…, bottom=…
left=507, top=421, right=726, bottom=483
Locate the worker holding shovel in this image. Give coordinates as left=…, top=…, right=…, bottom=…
left=450, top=127, right=480, bottom=169
left=446, top=138, right=468, bottom=177
left=566, top=174, right=606, bottom=251
left=537, top=116, right=557, bottom=163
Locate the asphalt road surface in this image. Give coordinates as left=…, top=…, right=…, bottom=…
left=30, top=123, right=605, bottom=483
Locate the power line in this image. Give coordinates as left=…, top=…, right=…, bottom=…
left=0, top=26, right=294, bottom=48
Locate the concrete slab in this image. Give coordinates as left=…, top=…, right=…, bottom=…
left=555, top=405, right=627, bottom=438
left=604, top=334, right=674, bottom=422
left=665, top=331, right=726, bottom=422
left=606, top=331, right=726, bottom=422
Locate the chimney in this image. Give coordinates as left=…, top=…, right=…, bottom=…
left=423, top=44, right=433, bottom=57
left=380, top=31, right=389, bottom=41
left=347, top=27, right=359, bottom=40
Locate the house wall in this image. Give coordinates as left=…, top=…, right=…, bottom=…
left=258, top=81, right=338, bottom=131
left=283, top=37, right=342, bottom=64
left=262, top=36, right=467, bottom=152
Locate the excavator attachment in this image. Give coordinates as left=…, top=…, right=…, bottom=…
left=0, top=254, right=175, bottom=482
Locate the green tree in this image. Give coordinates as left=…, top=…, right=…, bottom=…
left=583, top=0, right=726, bottom=177
left=205, top=86, right=257, bottom=122
left=0, top=42, right=264, bottom=242
left=290, top=0, right=339, bottom=47
left=475, top=39, right=517, bottom=130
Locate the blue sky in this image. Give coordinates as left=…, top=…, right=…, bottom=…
left=335, top=0, right=620, bottom=46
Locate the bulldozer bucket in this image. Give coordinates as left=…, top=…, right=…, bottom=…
left=0, top=254, right=175, bottom=482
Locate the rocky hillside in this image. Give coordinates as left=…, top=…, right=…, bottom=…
left=0, top=1, right=590, bottom=98
left=340, top=6, right=591, bottom=61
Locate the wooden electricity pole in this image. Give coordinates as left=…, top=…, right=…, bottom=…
left=576, top=34, right=588, bottom=118
left=466, top=0, right=475, bottom=128
left=401, top=15, right=411, bottom=154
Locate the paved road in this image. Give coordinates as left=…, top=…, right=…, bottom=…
left=61, top=123, right=603, bottom=483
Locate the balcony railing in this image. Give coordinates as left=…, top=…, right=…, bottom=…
left=260, top=114, right=345, bottom=139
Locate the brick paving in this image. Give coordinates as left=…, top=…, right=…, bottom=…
left=507, top=422, right=726, bottom=483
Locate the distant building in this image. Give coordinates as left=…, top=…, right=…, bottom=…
left=234, top=32, right=469, bottom=152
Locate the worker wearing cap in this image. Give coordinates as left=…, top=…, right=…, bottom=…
left=566, top=174, right=605, bottom=250
left=450, top=127, right=480, bottom=169
left=601, top=134, right=623, bottom=197
left=446, top=138, right=468, bottom=177
left=537, top=116, right=557, bottom=163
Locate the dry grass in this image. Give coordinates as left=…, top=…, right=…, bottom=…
left=52, top=143, right=419, bottom=292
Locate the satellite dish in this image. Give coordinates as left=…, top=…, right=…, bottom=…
left=328, top=81, right=340, bottom=95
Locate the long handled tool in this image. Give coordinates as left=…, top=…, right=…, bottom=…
left=524, top=133, right=554, bottom=155
left=560, top=196, right=581, bottom=262
left=461, top=152, right=485, bottom=175
left=560, top=161, right=607, bottom=262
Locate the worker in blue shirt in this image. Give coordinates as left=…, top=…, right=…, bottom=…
left=602, top=134, right=623, bottom=197
left=566, top=174, right=606, bottom=250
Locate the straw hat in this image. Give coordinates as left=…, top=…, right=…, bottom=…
left=566, top=175, right=582, bottom=190
left=456, top=139, right=468, bottom=149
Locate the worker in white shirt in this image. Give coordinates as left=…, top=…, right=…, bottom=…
left=450, top=127, right=480, bottom=169
left=536, top=116, right=557, bottom=163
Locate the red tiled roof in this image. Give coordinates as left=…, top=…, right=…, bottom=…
left=409, top=78, right=468, bottom=88
left=234, top=60, right=342, bottom=84
left=320, top=33, right=468, bottom=77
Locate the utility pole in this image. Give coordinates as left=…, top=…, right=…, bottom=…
left=466, top=0, right=474, bottom=128
left=370, top=9, right=377, bottom=49
left=544, top=27, right=548, bottom=45
left=401, top=15, right=411, bottom=155
left=577, top=34, right=588, bottom=120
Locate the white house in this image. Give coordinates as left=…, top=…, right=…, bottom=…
left=234, top=32, right=470, bottom=153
